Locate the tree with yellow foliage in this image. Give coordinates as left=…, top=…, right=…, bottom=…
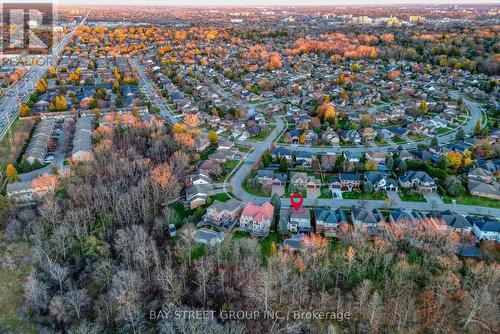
left=208, top=130, right=218, bottom=144
left=463, top=150, right=473, bottom=166
left=55, top=95, right=67, bottom=111
left=299, top=134, right=306, bottom=145
left=19, top=104, right=31, bottom=117
left=172, top=123, right=186, bottom=134
left=365, top=159, right=378, bottom=171
left=446, top=151, right=463, bottom=172
left=270, top=241, right=277, bottom=256
left=420, top=100, right=428, bottom=114
left=5, top=164, right=18, bottom=183
left=36, top=78, right=48, bottom=94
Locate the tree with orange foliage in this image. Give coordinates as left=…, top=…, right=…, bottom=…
left=32, top=174, right=58, bottom=198
left=5, top=164, right=18, bottom=183
left=184, top=114, right=199, bottom=128
left=266, top=52, right=282, bottom=70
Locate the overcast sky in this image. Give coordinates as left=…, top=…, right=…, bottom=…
left=52, top=0, right=497, bottom=6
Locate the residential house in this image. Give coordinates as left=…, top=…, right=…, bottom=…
left=351, top=207, right=385, bottom=233
left=467, top=216, right=499, bottom=242
left=320, top=154, right=336, bottom=170
left=288, top=208, right=312, bottom=233
left=467, top=167, right=500, bottom=200
left=25, top=118, right=55, bottom=164
left=398, top=171, right=437, bottom=193
left=468, top=180, right=500, bottom=200
left=315, top=207, right=348, bottom=234
left=427, top=210, right=472, bottom=233
left=322, top=130, right=340, bottom=145
left=6, top=181, right=34, bottom=204
left=364, top=171, right=398, bottom=191
left=359, top=127, right=377, bottom=142
left=205, top=199, right=242, bottom=223
left=389, top=209, right=424, bottom=230
left=189, top=172, right=213, bottom=186
left=239, top=202, right=275, bottom=237
left=339, top=173, right=361, bottom=190
left=72, top=116, right=93, bottom=161
left=295, top=150, right=313, bottom=166
left=271, top=147, right=293, bottom=162
left=199, top=159, right=223, bottom=177
left=186, top=184, right=213, bottom=209
left=365, top=151, right=387, bottom=164
left=340, top=130, right=361, bottom=144
left=193, top=228, right=225, bottom=246
left=256, top=170, right=287, bottom=196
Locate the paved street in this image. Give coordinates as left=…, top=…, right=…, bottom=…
left=0, top=12, right=90, bottom=141
left=131, top=58, right=179, bottom=125
left=224, top=93, right=499, bottom=216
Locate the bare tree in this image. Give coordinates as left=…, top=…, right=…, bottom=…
left=24, top=271, right=49, bottom=312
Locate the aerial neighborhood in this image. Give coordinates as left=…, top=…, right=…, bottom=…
left=0, top=4, right=499, bottom=333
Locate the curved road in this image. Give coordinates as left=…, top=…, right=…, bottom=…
left=227, top=96, right=500, bottom=216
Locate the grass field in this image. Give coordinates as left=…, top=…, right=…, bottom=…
left=0, top=118, right=35, bottom=172
left=442, top=193, right=500, bottom=209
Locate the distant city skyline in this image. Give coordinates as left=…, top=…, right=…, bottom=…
left=53, top=0, right=497, bottom=6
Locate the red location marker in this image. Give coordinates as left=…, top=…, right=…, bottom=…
left=290, top=193, right=304, bottom=212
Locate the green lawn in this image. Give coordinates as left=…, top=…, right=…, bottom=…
left=342, top=191, right=386, bottom=200
left=210, top=193, right=232, bottom=203
left=442, top=193, right=500, bottom=209
left=408, top=133, right=429, bottom=141
left=251, top=124, right=276, bottom=142
left=235, top=145, right=252, bottom=153
left=0, top=118, right=35, bottom=172
left=199, top=147, right=216, bottom=161
left=320, top=186, right=333, bottom=199
left=398, top=188, right=427, bottom=202
left=392, top=137, right=407, bottom=144
left=224, top=160, right=240, bottom=171
left=435, top=127, right=451, bottom=135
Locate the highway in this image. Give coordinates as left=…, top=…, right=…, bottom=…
left=0, top=11, right=90, bottom=142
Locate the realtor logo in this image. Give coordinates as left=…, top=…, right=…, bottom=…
left=1, top=2, right=54, bottom=54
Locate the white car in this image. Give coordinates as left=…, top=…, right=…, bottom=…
left=44, top=156, right=54, bottom=164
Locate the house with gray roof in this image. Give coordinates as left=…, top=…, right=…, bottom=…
left=315, top=207, right=348, bottom=234
left=193, top=228, right=225, bottom=246
left=364, top=171, right=398, bottom=192
left=287, top=208, right=312, bottom=233
left=427, top=210, right=472, bottom=233
left=398, top=171, right=437, bottom=193
left=467, top=216, right=500, bottom=242
left=6, top=181, right=34, bottom=204
left=25, top=118, right=55, bottom=164
left=72, top=116, right=93, bottom=161
left=351, top=207, right=385, bottom=234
